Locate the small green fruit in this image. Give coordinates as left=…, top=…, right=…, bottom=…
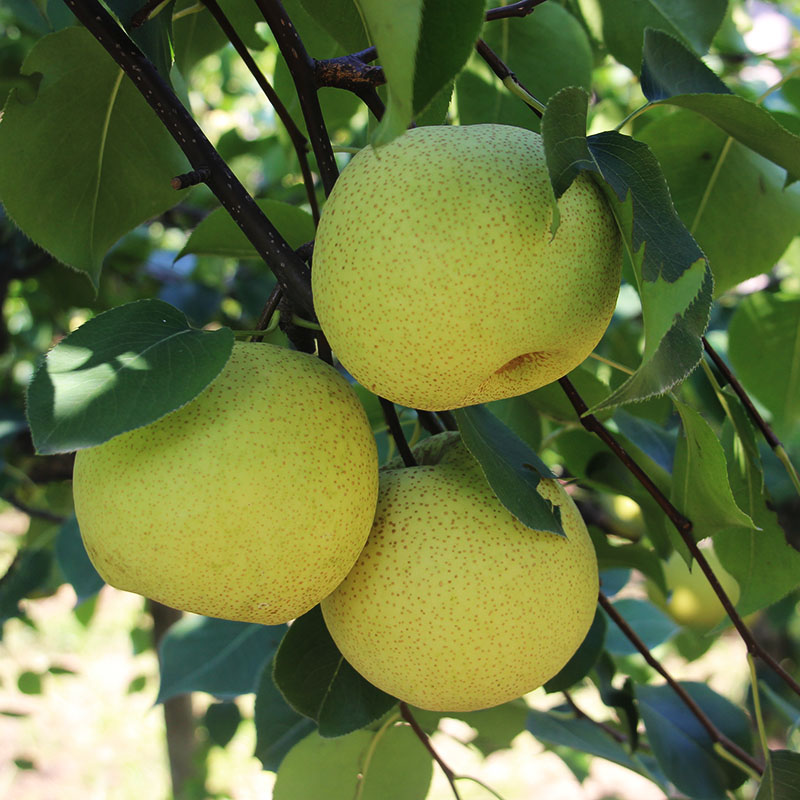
left=73, top=342, right=379, bottom=625
left=321, top=435, right=598, bottom=712
left=649, top=548, right=740, bottom=631
left=312, top=124, right=622, bottom=411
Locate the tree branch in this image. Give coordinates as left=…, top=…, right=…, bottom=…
left=200, top=0, right=320, bottom=223
left=254, top=0, right=339, bottom=195
left=559, top=376, right=800, bottom=699
left=62, top=0, right=315, bottom=317
left=485, top=0, right=548, bottom=21
left=475, top=39, right=544, bottom=117
left=598, top=592, right=763, bottom=775
left=379, top=398, right=417, bottom=467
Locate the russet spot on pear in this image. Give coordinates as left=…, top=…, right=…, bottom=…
left=312, top=124, right=623, bottom=411
left=72, top=342, right=379, bottom=625
left=321, top=435, right=599, bottom=712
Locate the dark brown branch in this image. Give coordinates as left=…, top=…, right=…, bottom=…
left=250, top=284, right=283, bottom=343
left=399, top=703, right=461, bottom=800
left=379, top=398, right=417, bottom=468
left=475, top=39, right=543, bottom=118
left=254, top=0, right=339, bottom=196
left=702, top=337, right=781, bottom=450
left=562, top=691, right=628, bottom=744
left=2, top=494, right=67, bottom=524
left=485, top=0, right=548, bottom=21
left=559, top=375, right=800, bottom=699
left=558, top=377, right=692, bottom=534
left=416, top=411, right=446, bottom=436
left=63, top=0, right=314, bottom=317
left=599, top=593, right=763, bottom=775
left=315, top=54, right=385, bottom=91
left=130, top=0, right=164, bottom=27
left=200, top=0, right=319, bottom=223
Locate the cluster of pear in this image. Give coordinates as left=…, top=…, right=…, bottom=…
left=74, top=124, right=623, bottom=712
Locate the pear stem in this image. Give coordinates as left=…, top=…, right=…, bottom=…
left=379, top=399, right=418, bottom=467
left=475, top=39, right=545, bottom=117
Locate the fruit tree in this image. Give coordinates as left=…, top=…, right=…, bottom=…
left=1, top=0, right=800, bottom=798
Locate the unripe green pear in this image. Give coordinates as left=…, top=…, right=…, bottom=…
left=73, top=342, right=379, bottom=625
left=321, top=434, right=599, bottom=712
left=312, top=124, right=622, bottom=411
left=648, top=547, right=740, bottom=632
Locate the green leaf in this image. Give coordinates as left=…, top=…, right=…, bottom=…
left=55, top=515, right=104, bottom=604
left=603, top=598, right=678, bottom=655
left=637, top=682, right=753, bottom=797
left=655, top=94, right=800, bottom=186
left=156, top=616, right=285, bottom=703
left=254, top=662, right=316, bottom=772
left=203, top=701, right=242, bottom=748
left=427, top=702, right=529, bottom=757
left=273, top=725, right=432, bottom=800
left=727, top=293, right=800, bottom=441
left=178, top=199, right=316, bottom=261
left=272, top=606, right=396, bottom=737
left=637, top=110, right=800, bottom=296
left=356, top=0, right=423, bottom=144
left=590, top=529, right=667, bottom=592
left=0, top=549, right=52, bottom=624
left=526, top=708, right=657, bottom=780
left=596, top=0, right=727, bottom=72
left=755, top=750, right=800, bottom=800
left=457, top=5, right=592, bottom=130
left=26, top=299, right=234, bottom=454
left=641, top=28, right=730, bottom=101
left=0, top=28, right=187, bottom=284
left=542, top=88, right=712, bottom=411
left=671, top=400, right=756, bottom=550
left=298, top=0, right=368, bottom=52
left=713, top=390, right=800, bottom=616
left=544, top=606, right=606, bottom=692
left=453, top=404, right=565, bottom=537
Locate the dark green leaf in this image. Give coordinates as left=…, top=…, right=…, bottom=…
left=728, top=293, right=800, bottom=441
left=26, top=299, right=234, bottom=454
left=412, top=0, right=484, bottom=118
left=544, top=606, right=606, bottom=692
left=655, top=94, right=800, bottom=186
left=596, top=0, right=727, bottom=72
left=641, top=28, right=730, bottom=101
left=613, top=410, right=676, bottom=474
left=109, top=0, right=175, bottom=80
left=0, top=549, right=52, bottom=623
left=55, top=515, right=104, bottom=604
left=485, top=395, right=542, bottom=453
left=255, top=661, right=316, bottom=772
left=453, top=404, right=564, bottom=537
left=671, top=400, right=756, bottom=550
left=714, top=390, right=800, bottom=616
left=203, top=701, right=242, bottom=748
left=603, top=598, right=678, bottom=656
left=755, top=750, right=800, bottom=800
left=589, top=530, right=667, bottom=593
left=637, top=682, right=753, bottom=797
left=157, top=616, right=284, bottom=703
left=273, top=725, right=432, bottom=800
left=638, top=110, right=800, bottom=295
left=0, top=28, right=187, bottom=284
left=297, top=0, right=367, bottom=51
left=439, top=702, right=529, bottom=757
left=272, top=606, right=396, bottom=738
left=178, top=199, right=316, bottom=260
left=458, top=5, right=592, bottom=130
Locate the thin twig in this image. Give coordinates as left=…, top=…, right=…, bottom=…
left=254, top=0, right=339, bottom=195
left=250, top=284, right=283, bottom=342
left=200, top=0, right=320, bottom=222
left=63, top=0, right=314, bottom=317
left=599, top=593, right=763, bottom=775
left=3, top=494, right=68, bottom=524
left=379, top=399, right=417, bottom=468
left=475, top=39, right=544, bottom=117
left=562, top=691, right=628, bottom=744
left=485, top=0, right=548, bottom=21
left=399, top=703, right=461, bottom=800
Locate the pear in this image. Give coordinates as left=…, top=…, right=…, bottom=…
left=321, top=434, right=599, bottom=712
left=73, top=342, right=379, bottom=625
left=312, top=124, right=622, bottom=411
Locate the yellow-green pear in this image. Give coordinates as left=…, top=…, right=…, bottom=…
left=321, top=434, right=599, bottom=712
left=73, top=342, right=379, bottom=625
left=312, top=124, right=622, bottom=411
left=649, top=547, right=740, bottom=632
